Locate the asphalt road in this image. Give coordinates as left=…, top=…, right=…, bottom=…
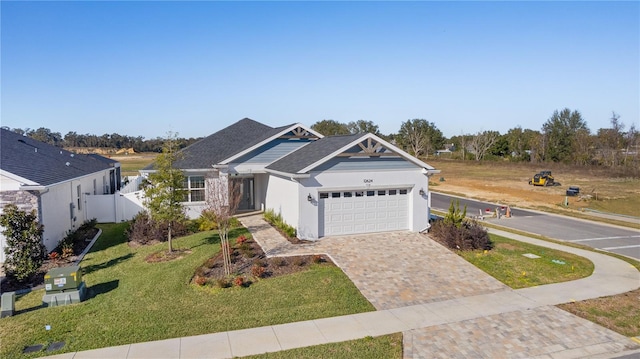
left=431, top=192, right=640, bottom=260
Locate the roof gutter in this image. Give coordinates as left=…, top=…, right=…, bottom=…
left=422, top=169, right=441, bottom=176
left=265, top=168, right=310, bottom=179
left=19, top=185, right=49, bottom=194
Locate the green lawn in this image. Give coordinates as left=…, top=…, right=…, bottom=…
left=0, top=223, right=375, bottom=358
left=459, top=234, right=594, bottom=288
left=245, top=333, right=403, bottom=359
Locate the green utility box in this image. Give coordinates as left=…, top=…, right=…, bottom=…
left=1, top=292, right=15, bottom=318
left=44, top=266, right=83, bottom=293
left=42, top=266, right=87, bottom=307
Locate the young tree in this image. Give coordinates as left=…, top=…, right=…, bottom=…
left=205, top=171, right=242, bottom=276
left=0, top=204, right=46, bottom=282
left=143, top=132, right=187, bottom=253
left=444, top=200, right=467, bottom=228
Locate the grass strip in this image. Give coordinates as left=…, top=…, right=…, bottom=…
left=244, top=333, right=403, bottom=359
left=458, top=234, right=594, bottom=289
left=558, top=289, right=640, bottom=337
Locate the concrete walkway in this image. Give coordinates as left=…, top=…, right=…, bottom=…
left=42, top=216, right=640, bottom=359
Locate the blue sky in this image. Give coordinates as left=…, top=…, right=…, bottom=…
left=2, top=1, right=638, bottom=140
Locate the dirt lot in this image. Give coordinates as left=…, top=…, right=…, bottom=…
left=428, top=159, right=640, bottom=218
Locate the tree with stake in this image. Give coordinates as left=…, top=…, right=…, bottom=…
left=205, top=170, right=242, bottom=276
left=0, top=204, right=46, bottom=282
left=143, top=132, right=187, bottom=253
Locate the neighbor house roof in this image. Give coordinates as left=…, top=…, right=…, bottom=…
left=0, top=128, right=116, bottom=187
left=266, top=132, right=438, bottom=177
left=143, top=118, right=321, bottom=171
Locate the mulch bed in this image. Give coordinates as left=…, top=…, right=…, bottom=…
left=193, top=237, right=332, bottom=288
left=1, top=228, right=99, bottom=293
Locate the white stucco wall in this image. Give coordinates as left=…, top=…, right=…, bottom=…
left=296, top=169, right=430, bottom=239
left=39, top=173, right=103, bottom=252
left=254, top=173, right=268, bottom=211
left=264, top=174, right=299, bottom=229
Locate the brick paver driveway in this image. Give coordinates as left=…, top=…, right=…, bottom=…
left=241, top=215, right=507, bottom=310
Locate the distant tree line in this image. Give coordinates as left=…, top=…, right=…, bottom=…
left=312, top=109, right=639, bottom=177
left=1, top=127, right=201, bottom=153
left=6, top=108, right=639, bottom=176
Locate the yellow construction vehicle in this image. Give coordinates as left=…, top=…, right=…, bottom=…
left=529, top=170, right=560, bottom=186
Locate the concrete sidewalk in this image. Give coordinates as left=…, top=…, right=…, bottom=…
left=41, top=225, right=640, bottom=359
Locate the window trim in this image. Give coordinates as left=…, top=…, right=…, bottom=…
left=183, top=175, right=206, bottom=203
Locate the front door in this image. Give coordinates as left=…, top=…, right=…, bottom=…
left=238, top=178, right=254, bottom=211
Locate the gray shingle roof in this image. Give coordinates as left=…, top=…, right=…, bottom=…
left=266, top=133, right=366, bottom=174
left=143, top=118, right=293, bottom=170
left=1, top=128, right=116, bottom=186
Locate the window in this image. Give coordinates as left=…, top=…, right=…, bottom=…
left=378, top=190, right=386, bottom=196
left=331, top=192, right=341, bottom=198
left=343, top=192, right=353, bottom=197
left=77, top=185, right=82, bottom=210
left=355, top=191, right=364, bottom=197
left=183, top=176, right=205, bottom=202
left=399, top=189, right=408, bottom=195
left=320, top=193, right=329, bottom=199
left=389, top=189, right=397, bottom=195
left=366, top=190, right=375, bottom=196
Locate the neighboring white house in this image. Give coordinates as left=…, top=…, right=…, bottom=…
left=141, top=118, right=440, bottom=240
left=0, top=128, right=122, bottom=263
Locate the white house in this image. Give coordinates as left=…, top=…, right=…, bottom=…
left=0, top=128, right=122, bottom=262
left=141, top=118, right=440, bottom=240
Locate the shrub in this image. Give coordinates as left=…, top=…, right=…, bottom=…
left=236, top=235, right=248, bottom=245
left=312, top=255, right=324, bottom=264
left=0, top=204, right=46, bottom=282
left=196, top=209, right=218, bottom=231
left=239, top=243, right=254, bottom=258
left=233, top=276, right=245, bottom=287
left=216, top=278, right=231, bottom=288
left=253, top=258, right=267, bottom=267
left=126, top=212, right=190, bottom=244
left=194, top=210, right=242, bottom=232
left=48, top=252, right=60, bottom=263
left=292, top=257, right=305, bottom=266
left=61, top=244, right=75, bottom=259
left=444, top=200, right=466, bottom=228
left=263, top=209, right=297, bottom=239
left=430, top=220, right=493, bottom=251
left=274, top=257, right=287, bottom=266
left=251, top=265, right=266, bottom=278
left=204, top=257, right=216, bottom=268
left=194, top=275, right=207, bottom=286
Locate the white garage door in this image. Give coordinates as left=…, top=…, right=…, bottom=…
left=319, top=188, right=409, bottom=236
